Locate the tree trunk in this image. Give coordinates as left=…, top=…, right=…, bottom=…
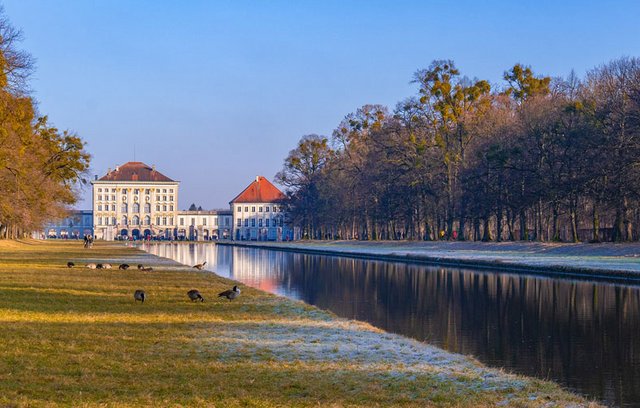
left=613, top=205, right=624, bottom=242
left=482, top=217, right=492, bottom=242
left=624, top=197, right=633, bottom=241
left=519, top=209, right=527, bottom=241
left=551, top=201, right=560, bottom=241
left=473, top=218, right=480, bottom=241
left=570, top=205, right=579, bottom=243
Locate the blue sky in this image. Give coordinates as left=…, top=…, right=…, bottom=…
left=4, top=0, right=640, bottom=209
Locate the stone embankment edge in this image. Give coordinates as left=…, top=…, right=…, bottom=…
left=217, top=241, right=640, bottom=283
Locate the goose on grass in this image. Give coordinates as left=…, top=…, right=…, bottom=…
left=218, top=285, right=241, bottom=301
left=134, top=290, right=146, bottom=303
left=187, top=289, right=204, bottom=302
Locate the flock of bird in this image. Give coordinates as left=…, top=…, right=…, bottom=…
left=65, top=260, right=241, bottom=304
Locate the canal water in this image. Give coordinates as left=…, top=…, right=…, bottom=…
left=143, top=242, right=640, bottom=407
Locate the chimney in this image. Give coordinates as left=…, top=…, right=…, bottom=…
left=115, top=165, right=119, bottom=171
left=108, top=168, right=111, bottom=173
left=94, top=175, right=98, bottom=181
left=152, top=164, right=156, bottom=171
left=256, top=175, right=260, bottom=182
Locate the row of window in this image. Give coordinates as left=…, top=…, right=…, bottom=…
left=236, top=205, right=282, bottom=213
left=97, top=195, right=116, bottom=201
left=97, top=203, right=175, bottom=213
left=237, top=218, right=284, bottom=227
left=97, top=188, right=174, bottom=194
left=96, top=194, right=174, bottom=202
left=178, top=217, right=231, bottom=227
left=96, top=216, right=175, bottom=226
left=97, top=215, right=148, bottom=226
left=156, top=217, right=174, bottom=226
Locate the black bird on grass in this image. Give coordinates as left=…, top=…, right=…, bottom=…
left=119, top=263, right=130, bottom=270
left=140, top=266, right=153, bottom=272
left=187, top=289, right=204, bottom=302
left=192, top=261, right=207, bottom=270
left=218, top=285, right=241, bottom=301
left=137, top=264, right=144, bottom=270
left=67, top=262, right=75, bottom=268
left=134, top=290, right=146, bottom=303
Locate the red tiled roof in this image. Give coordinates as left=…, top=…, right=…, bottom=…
left=97, top=162, right=175, bottom=182
left=230, top=176, right=285, bottom=203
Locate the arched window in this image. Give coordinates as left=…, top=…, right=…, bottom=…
left=121, top=203, right=128, bottom=213
left=133, top=203, right=140, bottom=213
left=144, top=203, right=151, bottom=213
left=132, top=215, right=140, bottom=225
left=121, top=215, right=128, bottom=225
left=144, top=216, right=151, bottom=226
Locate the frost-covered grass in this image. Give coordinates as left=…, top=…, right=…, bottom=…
left=0, top=239, right=599, bottom=407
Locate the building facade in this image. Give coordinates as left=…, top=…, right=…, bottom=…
left=91, top=162, right=179, bottom=240
left=176, top=210, right=233, bottom=240
left=86, top=163, right=295, bottom=241
left=38, top=210, right=93, bottom=239
left=230, top=176, right=296, bottom=241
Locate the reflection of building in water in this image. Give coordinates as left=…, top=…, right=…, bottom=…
left=229, top=247, right=291, bottom=293
left=37, top=210, right=93, bottom=239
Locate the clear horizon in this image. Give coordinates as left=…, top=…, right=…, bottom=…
left=4, top=0, right=640, bottom=210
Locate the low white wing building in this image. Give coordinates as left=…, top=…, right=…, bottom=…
left=176, top=210, right=233, bottom=240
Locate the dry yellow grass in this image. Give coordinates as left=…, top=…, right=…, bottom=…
left=0, top=240, right=599, bottom=407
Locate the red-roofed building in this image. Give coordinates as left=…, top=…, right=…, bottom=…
left=230, top=176, right=295, bottom=241
left=230, top=176, right=285, bottom=203
left=91, top=162, right=180, bottom=240
left=97, top=161, right=175, bottom=182
left=89, top=164, right=296, bottom=242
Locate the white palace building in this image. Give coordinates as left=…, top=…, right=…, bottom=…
left=89, top=161, right=296, bottom=241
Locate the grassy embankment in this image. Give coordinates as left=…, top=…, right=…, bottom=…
left=0, top=240, right=598, bottom=407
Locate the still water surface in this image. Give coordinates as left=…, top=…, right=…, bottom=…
left=143, top=242, right=640, bottom=407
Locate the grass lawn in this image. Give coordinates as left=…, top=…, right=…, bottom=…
left=0, top=240, right=599, bottom=407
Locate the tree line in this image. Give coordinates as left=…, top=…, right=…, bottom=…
left=277, top=57, right=640, bottom=242
left=0, top=9, right=90, bottom=239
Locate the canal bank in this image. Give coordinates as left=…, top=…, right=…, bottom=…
left=0, top=239, right=594, bottom=407
left=218, top=240, right=640, bottom=281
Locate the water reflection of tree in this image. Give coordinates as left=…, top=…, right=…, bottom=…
left=277, top=254, right=640, bottom=406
